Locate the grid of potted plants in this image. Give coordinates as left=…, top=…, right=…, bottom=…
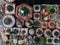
left=0, top=1, right=60, bottom=45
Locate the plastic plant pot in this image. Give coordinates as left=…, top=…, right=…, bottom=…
left=5, top=3, right=15, bottom=14
left=2, top=15, right=15, bottom=28
left=36, top=28, right=43, bottom=37
left=29, top=29, right=35, bottom=35
left=40, top=37, right=46, bottom=43
left=33, top=36, right=40, bottom=43
left=33, top=5, right=40, bottom=12
left=44, top=29, right=51, bottom=37
left=25, top=19, right=33, bottom=28
left=16, top=3, right=33, bottom=21
left=34, top=20, right=40, bottom=27
left=34, top=13, right=41, bottom=20
left=52, top=29, right=60, bottom=37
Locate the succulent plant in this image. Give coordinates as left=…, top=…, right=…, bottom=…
left=37, top=29, right=42, bottom=35
left=21, top=30, right=25, bottom=35
left=34, top=36, right=40, bottom=43
left=34, top=21, right=40, bottom=27
left=13, top=29, right=18, bottom=34
left=7, top=5, right=13, bottom=12
left=47, top=38, right=52, bottom=43
left=18, top=7, right=29, bottom=17
left=4, top=18, right=12, bottom=25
